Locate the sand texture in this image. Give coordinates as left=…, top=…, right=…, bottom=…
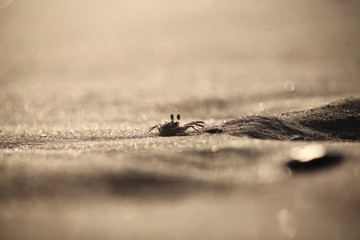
left=1, top=1, right=360, bottom=239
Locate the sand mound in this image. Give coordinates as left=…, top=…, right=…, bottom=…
left=205, top=98, right=360, bottom=141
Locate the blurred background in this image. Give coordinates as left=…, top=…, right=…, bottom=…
left=1, top=0, right=359, bottom=130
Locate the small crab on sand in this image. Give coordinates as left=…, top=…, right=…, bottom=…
left=147, top=114, right=205, bottom=136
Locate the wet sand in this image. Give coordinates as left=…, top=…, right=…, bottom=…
left=1, top=1, right=360, bottom=239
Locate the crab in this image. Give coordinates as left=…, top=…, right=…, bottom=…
left=147, top=114, right=205, bottom=136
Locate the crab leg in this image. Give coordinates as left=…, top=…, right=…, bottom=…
left=147, top=125, right=157, bottom=134
left=183, top=121, right=205, bottom=128
left=192, top=121, right=205, bottom=124
left=184, top=125, right=201, bottom=133
left=192, top=123, right=205, bottom=128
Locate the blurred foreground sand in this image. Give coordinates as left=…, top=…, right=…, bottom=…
left=1, top=1, right=360, bottom=239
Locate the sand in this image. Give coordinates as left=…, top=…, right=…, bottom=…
left=1, top=1, right=360, bottom=239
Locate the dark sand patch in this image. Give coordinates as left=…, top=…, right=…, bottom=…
left=205, top=98, right=360, bottom=141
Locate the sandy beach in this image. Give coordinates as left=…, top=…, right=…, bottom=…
left=1, top=1, right=360, bottom=239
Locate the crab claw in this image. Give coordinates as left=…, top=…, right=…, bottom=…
left=177, top=114, right=180, bottom=121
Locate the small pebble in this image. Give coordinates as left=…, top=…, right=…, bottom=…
left=287, top=144, right=343, bottom=172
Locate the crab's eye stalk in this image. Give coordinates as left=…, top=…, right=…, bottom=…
left=170, top=114, right=174, bottom=121
left=177, top=114, right=180, bottom=121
